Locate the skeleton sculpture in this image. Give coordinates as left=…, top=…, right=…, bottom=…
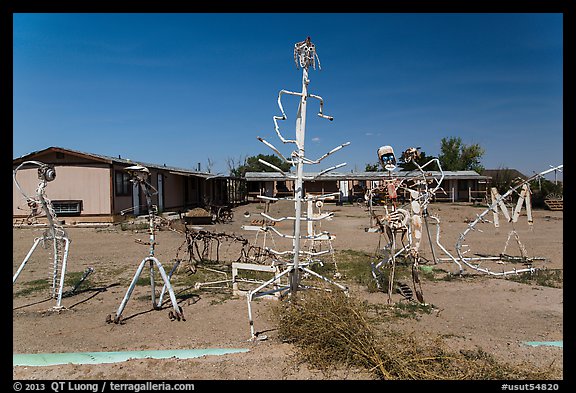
left=369, top=147, right=444, bottom=303
left=13, top=161, right=71, bottom=309
left=244, top=37, right=350, bottom=340
left=108, top=165, right=183, bottom=323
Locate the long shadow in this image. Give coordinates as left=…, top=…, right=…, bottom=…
left=104, top=280, right=236, bottom=324
left=256, top=327, right=278, bottom=336
left=113, top=289, right=201, bottom=324
left=12, top=297, right=53, bottom=310
left=66, top=284, right=121, bottom=309
left=13, top=283, right=120, bottom=311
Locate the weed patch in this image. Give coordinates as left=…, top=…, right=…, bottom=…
left=272, top=290, right=559, bottom=380
left=507, top=269, right=563, bottom=288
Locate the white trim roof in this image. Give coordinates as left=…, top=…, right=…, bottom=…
left=13, top=146, right=217, bottom=179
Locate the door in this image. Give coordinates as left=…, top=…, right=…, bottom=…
left=157, top=174, right=164, bottom=213
left=132, top=182, right=140, bottom=216
left=339, top=180, right=349, bottom=201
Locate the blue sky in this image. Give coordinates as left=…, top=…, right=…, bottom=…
left=13, top=13, right=563, bottom=180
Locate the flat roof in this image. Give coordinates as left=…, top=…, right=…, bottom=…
left=245, top=170, right=490, bottom=181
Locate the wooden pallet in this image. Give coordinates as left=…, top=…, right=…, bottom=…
left=544, top=199, right=563, bottom=211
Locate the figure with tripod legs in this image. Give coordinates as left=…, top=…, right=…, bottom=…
left=108, top=164, right=184, bottom=323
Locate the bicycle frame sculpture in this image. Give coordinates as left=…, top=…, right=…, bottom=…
left=13, top=161, right=71, bottom=309
left=109, top=165, right=183, bottom=323
left=245, top=37, right=350, bottom=340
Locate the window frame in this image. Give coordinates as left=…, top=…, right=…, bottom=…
left=115, top=170, right=132, bottom=196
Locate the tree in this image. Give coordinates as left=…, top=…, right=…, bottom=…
left=232, top=154, right=292, bottom=177
left=529, top=178, right=563, bottom=209
left=490, top=167, right=521, bottom=195
left=365, top=162, right=379, bottom=172
left=397, top=150, right=440, bottom=171
left=366, top=149, right=440, bottom=172
left=226, top=155, right=247, bottom=177
left=438, top=136, right=485, bottom=173
left=206, top=157, right=215, bottom=173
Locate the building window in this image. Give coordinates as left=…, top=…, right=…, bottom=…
left=52, top=200, right=82, bottom=215
left=115, top=171, right=132, bottom=196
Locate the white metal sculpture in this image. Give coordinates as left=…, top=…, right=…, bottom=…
left=368, top=145, right=564, bottom=287
left=439, top=164, right=563, bottom=276
left=245, top=37, right=350, bottom=340
left=13, top=161, right=71, bottom=309
left=109, top=164, right=183, bottom=323
left=368, top=147, right=444, bottom=303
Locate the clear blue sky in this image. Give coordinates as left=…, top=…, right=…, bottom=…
left=13, top=13, right=563, bottom=180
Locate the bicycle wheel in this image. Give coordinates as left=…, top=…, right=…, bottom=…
left=221, top=208, right=234, bottom=223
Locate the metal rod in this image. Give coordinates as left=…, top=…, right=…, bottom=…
left=54, top=237, right=70, bottom=308
left=300, top=267, right=348, bottom=293
left=13, top=238, right=42, bottom=283
left=290, top=65, right=309, bottom=294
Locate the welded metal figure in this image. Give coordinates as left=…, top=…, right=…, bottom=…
left=437, top=164, right=563, bottom=276
left=245, top=37, right=349, bottom=340
left=13, top=161, right=71, bottom=309
left=369, top=147, right=445, bottom=304
left=294, top=36, right=321, bottom=70
left=109, top=165, right=183, bottom=323
left=367, top=144, right=562, bottom=289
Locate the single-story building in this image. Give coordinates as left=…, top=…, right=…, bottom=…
left=481, top=169, right=528, bottom=190
left=13, top=146, right=246, bottom=224
left=245, top=170, right=491, bottom=203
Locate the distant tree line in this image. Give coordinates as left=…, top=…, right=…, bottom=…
left=226, top=154, right=292, bottom=178
left=227, top=137, right=485, bottom=177
left=364, top=136, right=485, bottom=173
left=224, top=137, right=563, bottom=205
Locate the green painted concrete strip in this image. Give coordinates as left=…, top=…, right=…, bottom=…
left=13, top=348, right=250, bottom=366
left=523, top=341, right=563, bottom=348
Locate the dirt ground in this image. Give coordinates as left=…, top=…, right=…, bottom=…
left=12, top=200, right=564, bottom=381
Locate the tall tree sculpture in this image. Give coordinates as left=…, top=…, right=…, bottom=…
left=245, top=37, right=350, bottom=340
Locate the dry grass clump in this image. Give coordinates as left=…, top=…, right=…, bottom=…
left=272, top=289, right=559, bottom=380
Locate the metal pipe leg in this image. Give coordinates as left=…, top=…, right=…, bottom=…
left=245, top=266, right=293, bottom=340
left=423, top=214, right=438, bottom=264
left=248, top=266, right=293, bottom=299
left=300, top=267, right=348, bottom=293
left=54, top=237, right=70, bottom=309
left=151, top=257, right=182, bottom=319
left=13, top=237, right=42, bottom=284
left=246, top=292, right=256, bottom=340
left=51, top=238, right=59, bottom=300
left=149, top=259, right=158, bottom=309
left=387, top=236, right=396, bottom=304
left=114, top=257, right=149, bottom=323
left=157, top=259, right=181, bottom=307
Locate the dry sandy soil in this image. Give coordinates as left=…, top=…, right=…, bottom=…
left=12, top=200, right=564, bottom=381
